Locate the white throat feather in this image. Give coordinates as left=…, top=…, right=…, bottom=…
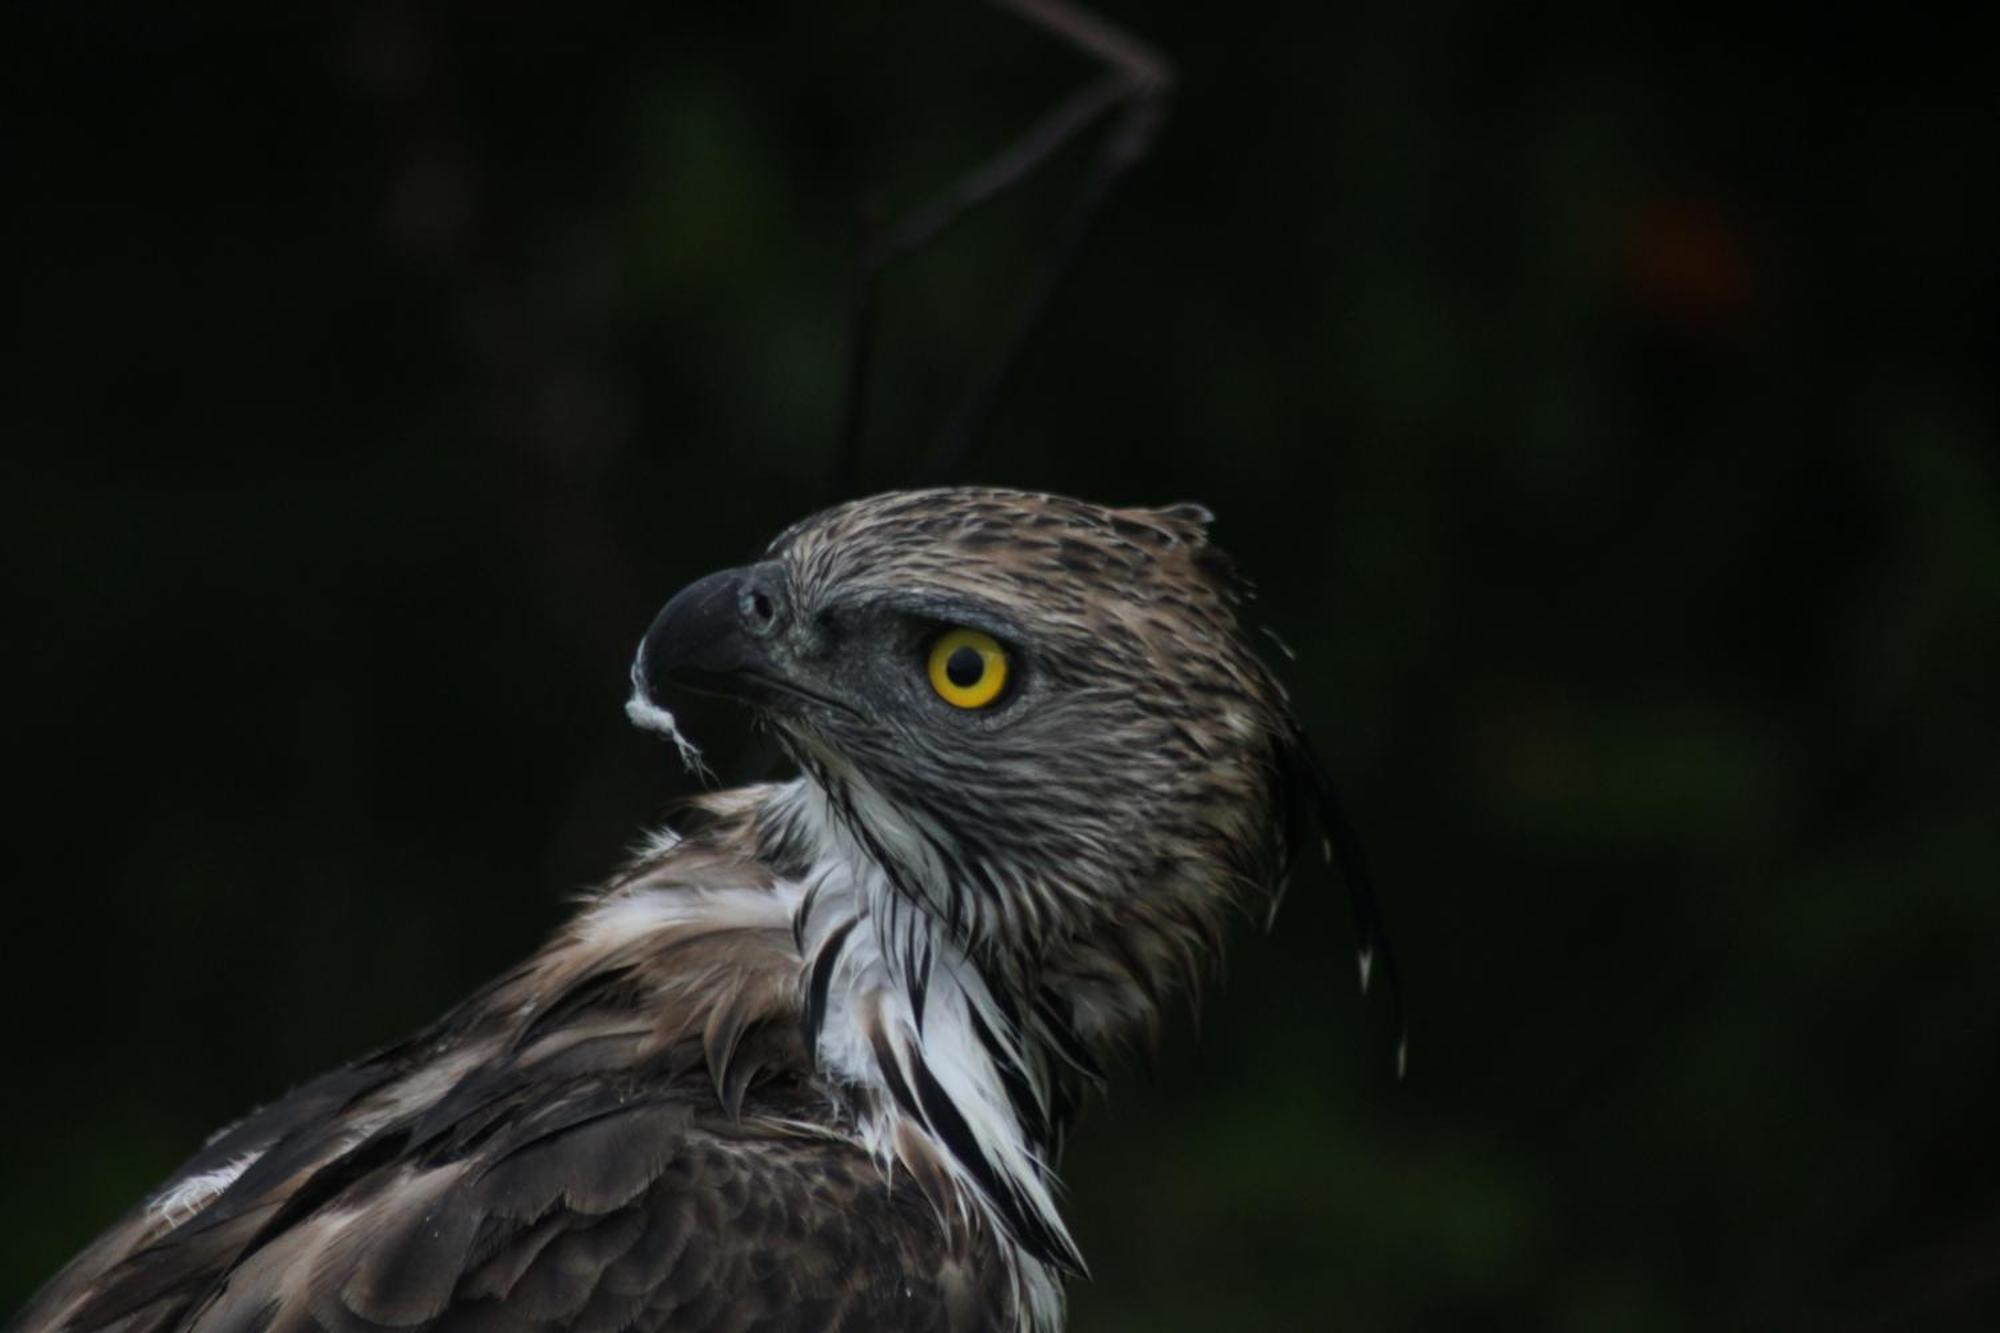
left=772, top=778, right=1076, bottom=1333
left=584, top=777, right=1075, bottom=1333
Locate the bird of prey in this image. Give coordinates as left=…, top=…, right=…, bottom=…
left=11, top=488, right=1397, bottom=1333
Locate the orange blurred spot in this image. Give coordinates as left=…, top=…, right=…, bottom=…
left=1623, top=195, right=1756, bottom=332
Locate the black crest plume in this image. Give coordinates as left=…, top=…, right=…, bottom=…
left=1279, top=722, right=1408, bottom=1079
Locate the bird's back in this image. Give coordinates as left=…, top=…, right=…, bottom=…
left=12, top=806, right=1010, bottom=1333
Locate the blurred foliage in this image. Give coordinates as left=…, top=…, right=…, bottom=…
left=3, top=3, right=1996, bottom=1328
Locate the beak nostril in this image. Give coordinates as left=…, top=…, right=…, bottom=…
left=739, top=574, right=786, bottom=637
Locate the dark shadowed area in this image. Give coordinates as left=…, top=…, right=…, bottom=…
left=4, top=4, right=1996, bottom=1328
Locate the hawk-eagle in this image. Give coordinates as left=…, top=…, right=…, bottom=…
left=11, top=488, right=1395, bottom=1333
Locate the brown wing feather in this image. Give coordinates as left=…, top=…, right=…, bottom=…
left=14, top=1055, right=1008, bottom=1333
left=11, top=847, right=1013, bottom=1333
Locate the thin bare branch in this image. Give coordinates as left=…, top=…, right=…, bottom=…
left=834, top=0, right=1174, bottom=494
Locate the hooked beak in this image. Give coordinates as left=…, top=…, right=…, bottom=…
left=628, top=561, right=858, bottom=726
left=632, top=561, right=792, bottom=709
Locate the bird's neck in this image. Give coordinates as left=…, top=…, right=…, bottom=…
left=761, top=777, right=1079, bottom=1330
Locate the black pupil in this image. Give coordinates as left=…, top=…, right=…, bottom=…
left=944, top=644, right=986, bottom=689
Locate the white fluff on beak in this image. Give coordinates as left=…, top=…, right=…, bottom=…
left=626, top=664, right=709, bottom=778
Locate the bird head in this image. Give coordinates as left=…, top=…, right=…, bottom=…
left=631, top=488, right=1371, bottom=1046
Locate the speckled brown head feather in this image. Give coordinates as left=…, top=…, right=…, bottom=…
left=11, top=488, right=1394, bottom=1333
left=764, top=492, right=1293, bottom=1012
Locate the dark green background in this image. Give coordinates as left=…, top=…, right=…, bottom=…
left=5, top=4, right=1996, bottom=1328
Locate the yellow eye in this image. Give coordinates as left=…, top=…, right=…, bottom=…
left=927, top=628, right=1009, bottom=710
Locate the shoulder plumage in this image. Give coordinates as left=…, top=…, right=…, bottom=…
left=11, top=790, right=1007, bottom=1333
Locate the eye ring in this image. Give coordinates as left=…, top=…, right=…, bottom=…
left=927, top=628, right=1009, bottom=710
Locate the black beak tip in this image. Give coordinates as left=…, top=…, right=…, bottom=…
left=633, top=562, right=789, bottom=705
